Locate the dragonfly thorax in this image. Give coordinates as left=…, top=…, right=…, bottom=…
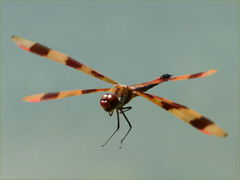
left=100, top=93, right=121, bottom=112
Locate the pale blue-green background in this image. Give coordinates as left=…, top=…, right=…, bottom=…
left=1, top=1, right=239, bottom=179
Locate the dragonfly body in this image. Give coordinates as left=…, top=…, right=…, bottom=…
left=100, top=75, right=173, bottom=113
left=12, top=35, right=227, bottom=147
left=100, top=85, right=133, bottom=112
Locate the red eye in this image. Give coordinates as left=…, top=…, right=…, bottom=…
left=100, top=93, right=120, bottom=112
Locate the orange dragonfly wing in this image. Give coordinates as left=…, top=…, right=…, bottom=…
left=11, top=35, right=118, bottom=85
left=23, top=88, right=112, bottom=103
left=135, top=91, right=227, bottom=137
left=130, top=69, right=217, bottom=91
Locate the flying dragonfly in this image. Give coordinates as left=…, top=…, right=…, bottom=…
left=11, top=35, right=228, bottom=147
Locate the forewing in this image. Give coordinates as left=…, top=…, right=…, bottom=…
left=11, top=35, right=118, bottom=85
left=169, top=69, right=217, bottom=81
left=135, top=91, right=227, bottom=137
left=23, top=88, right=112, bottom=102
left=131, top=69, right=217, bottom=92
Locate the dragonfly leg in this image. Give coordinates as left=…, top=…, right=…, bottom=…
left=119, top=109, right=132, bottom=148
left=120, top=106, right=132, bottom=113
left=102, top=110, right=120, bottom=147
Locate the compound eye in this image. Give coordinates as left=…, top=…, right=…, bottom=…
left=100, top=94, right=120, bottom=112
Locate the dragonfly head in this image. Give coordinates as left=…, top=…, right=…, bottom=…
left=100, top=93, right=120, bottom=112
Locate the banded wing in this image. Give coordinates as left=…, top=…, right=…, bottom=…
left=131, top=69, right=217, bottom=92
left=135, top=91, right=227, bottom=137
left=23, top=88, right=112, bottom=103
left=11, top=35, right=118, bottom=85
left=169, top=69, right=217, bottom=81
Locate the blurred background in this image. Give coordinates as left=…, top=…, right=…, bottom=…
left=1, top=1, right=239, bottom=179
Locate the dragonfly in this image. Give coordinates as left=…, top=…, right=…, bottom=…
left=11, top=35, right=227, bottom=147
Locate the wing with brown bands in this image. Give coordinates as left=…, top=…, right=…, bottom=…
left=11, top=35, right=118, bottom=85
left=130, top=69, right=217, bottom=92
left=23, top=88, right=111, bottom=102
left=135, top=91, right=227, bottom=137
